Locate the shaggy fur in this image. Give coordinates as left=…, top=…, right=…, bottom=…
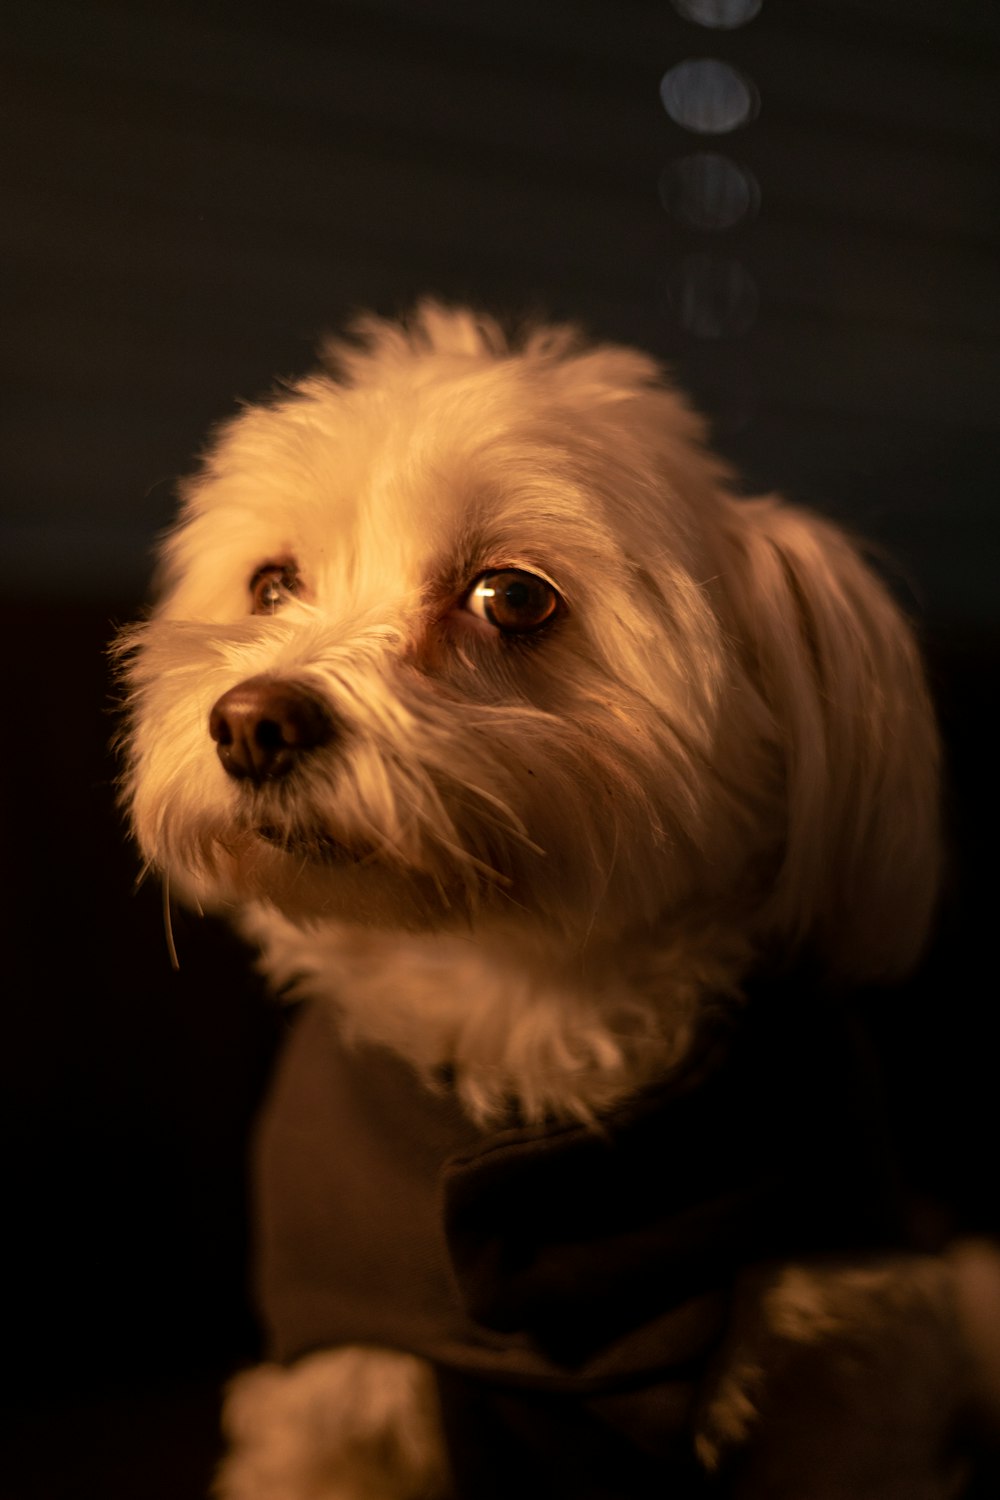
left=115, top=303, right=992, bottom=1496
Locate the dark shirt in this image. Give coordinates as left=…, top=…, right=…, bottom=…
left=252, top=980, right=903, bottom=1497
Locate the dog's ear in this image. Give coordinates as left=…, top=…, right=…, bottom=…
left=720, top=496, right=941, bottom=982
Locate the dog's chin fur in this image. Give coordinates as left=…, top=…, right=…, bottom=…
left=114, top=302, right=974, bottom=1497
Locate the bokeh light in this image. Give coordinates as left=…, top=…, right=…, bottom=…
left=658, top=152, right=759, bottom=229
left=662, top=252, right=759, bottom=338
left=670, top=0, right=762, bottom=28
left=659, top=58, right=760, bottom=134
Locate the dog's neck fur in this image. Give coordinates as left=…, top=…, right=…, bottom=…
left=241, top=905, right=749, bottom=1126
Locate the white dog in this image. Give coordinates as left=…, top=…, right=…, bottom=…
left=116, top=304, right=996, bottom=1497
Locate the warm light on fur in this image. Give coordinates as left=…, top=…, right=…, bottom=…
left=114, top=303, right=974, bottom=1498
left=117, top=303, right=940, bottom=1109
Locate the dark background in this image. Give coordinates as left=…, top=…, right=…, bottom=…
left=1, top=3, right=998, bottom=1496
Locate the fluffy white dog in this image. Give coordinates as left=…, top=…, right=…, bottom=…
left=116, top=304, right=995, bottom=1498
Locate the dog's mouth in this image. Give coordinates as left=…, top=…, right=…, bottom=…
left=256, top=828, right=370, bottom=864
left=253, top=823, right=379, bottom=866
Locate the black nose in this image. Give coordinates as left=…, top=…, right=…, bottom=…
left=209, top=676, right=334, bottom=783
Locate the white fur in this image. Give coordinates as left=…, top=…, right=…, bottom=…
left=115, top=303, right=956, bottom=1496
left=696, top=1257, right=974, bottom=1499
left=216, top=1347, right=448, bottom=1499
left=117, top=303, right=940, bottom=1115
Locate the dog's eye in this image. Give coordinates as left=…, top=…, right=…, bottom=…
left=463, top=569, right=560, bottom=634
left=250, top=561, right=300, bottom=615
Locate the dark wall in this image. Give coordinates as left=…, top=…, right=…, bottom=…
left=1, top=2, right=997, bottom=1492
left=4, top=0, right=998, bottom=617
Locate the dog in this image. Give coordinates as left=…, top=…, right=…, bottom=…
left=115, top=303, right=997, bottom=1497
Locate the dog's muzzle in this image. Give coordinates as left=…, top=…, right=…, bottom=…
left=209, top=676, right=334, bottom=784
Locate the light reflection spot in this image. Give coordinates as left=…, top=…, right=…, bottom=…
left=658, top=152, right=759, bottom=229
left=664, top=252, right=759, bottom=338
left=671, top=0, right=762, bottom=28
left=659, top=58, right=759, bottom=134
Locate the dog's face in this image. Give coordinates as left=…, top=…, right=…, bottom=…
left=116, top=304, right=939, bottom=980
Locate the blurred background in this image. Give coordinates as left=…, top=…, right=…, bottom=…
left=1, top=2, right=998, bottom=1495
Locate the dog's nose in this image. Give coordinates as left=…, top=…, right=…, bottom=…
left=209, top=676, right=334, bottom=783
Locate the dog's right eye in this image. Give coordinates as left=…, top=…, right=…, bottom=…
left=250, top=561, right=301, bottom=615
left=463, top=569, right=560, bottom=634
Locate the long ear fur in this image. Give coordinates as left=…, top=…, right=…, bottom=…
left=720, top=496, right=941, bottom=982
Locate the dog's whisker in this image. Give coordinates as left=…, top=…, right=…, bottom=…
left=161, top=874, right=180, bottom=972
left=452, top=779, right=544, bottom=855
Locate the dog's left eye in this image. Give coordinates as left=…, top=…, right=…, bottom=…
left=250, top=561, right=301, bottom=615
left=463, top=569, right=560, bottom=633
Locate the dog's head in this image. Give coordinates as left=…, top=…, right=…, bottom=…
left=115, top=302, right=940, bottom=982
